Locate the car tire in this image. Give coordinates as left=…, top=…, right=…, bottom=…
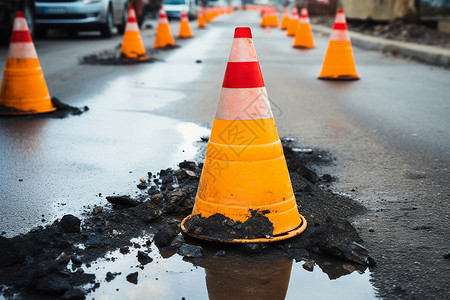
left=100, top=5, right=114, bottom=38
left=35, top=26, right=48, bottom=39
left=117, top=5, right=128, bottom=34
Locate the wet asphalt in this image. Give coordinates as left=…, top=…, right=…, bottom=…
left=0, top=10, right=449, bottom=299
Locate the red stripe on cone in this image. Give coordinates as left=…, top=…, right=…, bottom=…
left=127, top=17, right=137, bottom=23
left=11, top=30, right=32, bottom=43
left=333, top=23, right=347, bottom=30
left=15, top=11, right=25, bottom=18
left=222, top=61, right=264, bottom=88
left=234, top=27, right=252, bottom=38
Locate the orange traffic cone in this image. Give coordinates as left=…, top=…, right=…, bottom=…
left=154, top=8, right=175, bottom=48
left=178, top=10, right=193, bottom=38
left=198, top=7, right=206, bottom=28
left=260, top=7, right=269, bottom=27
left=286, top=6, right=299, bottom=37
left=181, top=27, right=306, bottom=243
left=318, top=9, right=359, bottom=80
left=280, top=7, right=290, bottom=30
left=269, top=7, right=279, bottom=27
left=0, top=12, right=55, bottom=115
left=120, top=8, right=148, bottom=61
left=293, top=7, right=315, bottom=49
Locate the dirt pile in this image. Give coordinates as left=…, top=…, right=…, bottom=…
left=311, top=16, right=450, bottom=49
left=0, top=138, right=374, bottom=299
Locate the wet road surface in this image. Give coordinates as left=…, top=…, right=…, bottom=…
left=1, top=10, right=449, bottom=299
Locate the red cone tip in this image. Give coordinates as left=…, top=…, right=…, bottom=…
left=15, top=11, right=25, bottom=18
left=337, top=9, right=344, bottom=13
left=234, top=27, right=252, bottom=38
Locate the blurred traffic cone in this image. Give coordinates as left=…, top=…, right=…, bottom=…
left=260, top=7, right=269, bottom=27
left=286, top=6, right=298, bottom=37
left=154, top=8, right=175, bottom=48
left=0, top=11, right=55, bottom=115
left=120, top=8, right=148, bottom=61
left=280, top=7, right=290, bottom=30
left=318, top=9, right=359, bottom=80
left=198, top=7, right=206, bottom=28
left=178, top=10, right=193, bottom=38
left=181, top=27, right=306, bottom=243
left=269, top=7, right=279, bottom=27
left=293, top=7, right=315, bottom=49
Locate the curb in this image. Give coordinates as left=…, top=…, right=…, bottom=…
left=311, top=24, right=450, bottom=67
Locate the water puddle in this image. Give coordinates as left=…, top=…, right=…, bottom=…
left=79, top=236, right=377, bottom=300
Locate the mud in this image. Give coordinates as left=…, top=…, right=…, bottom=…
left=311, top=16, right=450, bottom=49
left=0, top=138, right=374, bottom=299
left=0, top=97, right=88, bottom=119
left=183, top=210, right=275, bottom=241
left=80, top=44, right=157, bottom=65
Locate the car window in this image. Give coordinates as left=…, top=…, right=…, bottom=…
left=164, top=0, right=186, bottom=4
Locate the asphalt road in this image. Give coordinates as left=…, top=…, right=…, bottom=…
left=0, top=11, right=449, bottom=299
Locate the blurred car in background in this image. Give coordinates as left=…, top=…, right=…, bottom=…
left=34, top=0, right=128, bottom=37
left=0, top=0, right=35, bottom=41
left=163, top=0, right=197, bottom=20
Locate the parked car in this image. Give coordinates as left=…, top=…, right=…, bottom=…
left=163, top=0, right=197, bottom=20
left=34, top=0, right=128, bottom=38
left=0, top=0, right=35, bottom=42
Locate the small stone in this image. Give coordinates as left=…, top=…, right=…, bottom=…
left=106, top=196, right=139, bottom=207
left=213, top=250, right=226, bottom=258
left=111, top=230, right=119, bottom=236
left=120, top=247, right=129, bottom=254
left=137, top=251, right=153, bottom=265
left=179, top=160, right=197, bottom=170
left=36, top=274, right=71, bottom=293
left=59, top=215, right=81, bottom=233
left=444, top=251, right=450, bottom=259
left=71, top=256, right=83, bottom=266
left=369, top=228, right=375, bottom=232
left=105, top=272, right=121, bottom=282
left=93, top=206, right=103, bottom=215
left=153, top=224, right=180, bottom=247
left=126, top=272, right=138, bottom=284
left=62, top=288, right=86, bottom=300
left=139, top=178, right=146, bottom=183
left=137, top=182, right=148, bottom=190
left=302, top=260, right=315, bottom=271
left=85, top=234, right=103, bottom=248
left=177, top=244, right=203, bottom=258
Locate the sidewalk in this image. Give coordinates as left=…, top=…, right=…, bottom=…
left=312, top=24, right=450, bottom=67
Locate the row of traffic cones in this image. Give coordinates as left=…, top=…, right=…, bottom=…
left=276, top=6, right=359, bottom=80
left=0, top=6, right=233, bottom=114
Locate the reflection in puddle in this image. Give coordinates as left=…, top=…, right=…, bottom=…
left=85, top=236, right=377, bottom=299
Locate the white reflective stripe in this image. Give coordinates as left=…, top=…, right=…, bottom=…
left=159, top=18, right=169, bottom=24
left=300, top=8, right=307, bottom=16
left=330, top=29, right=350, bottom=41
left=228, top=38, right=258, bottom=62
left=128, top=8, right=136, bottom=19
left=7, top=42, right=37, bottom=59
left=125, top=22, right=139, bottom=32
left=13, top=17, right=29, bottom=31
left=215, top=87, right=273, bottom=120
left=335, top=12, right=346, bottom=24
left=299, top=16, right=310, bottom=24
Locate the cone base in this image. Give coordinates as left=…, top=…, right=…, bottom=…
left=181, top=214, right=307, bottom=243
left=119, top=54, right=150, bottom=62
left=293, top=45, right=315, bottom=49
left=318, top=75, right=360, bottom=81
left=0, top=104, right=56, bottom=116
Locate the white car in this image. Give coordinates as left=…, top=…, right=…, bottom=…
left=163, top=0, right=197, bottom=20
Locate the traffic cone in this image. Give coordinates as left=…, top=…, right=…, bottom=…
left=181, top=27, right=307, bottom=243
left=286, top=6, right=299, bottom=37
left=198, top=7, right=206, bottom=28
left=318, top=9, right=359, bottom=80
left=178, top=10, right=193, bottom=38
left=120, top=8, right=148, bottom=61
left=293, top=7, right=315, bottom=49
left=280, top=7, right=290, bottom=30
left=269, top=7, right=279, bottom=27
left=0, top=11, right=55, bottom=115
left=260, top=7, right=269, bottom=27
left=154, top=8, right=175, bottom=48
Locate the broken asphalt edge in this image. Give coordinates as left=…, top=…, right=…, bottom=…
left=312, top=24, right=450, bottom=67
